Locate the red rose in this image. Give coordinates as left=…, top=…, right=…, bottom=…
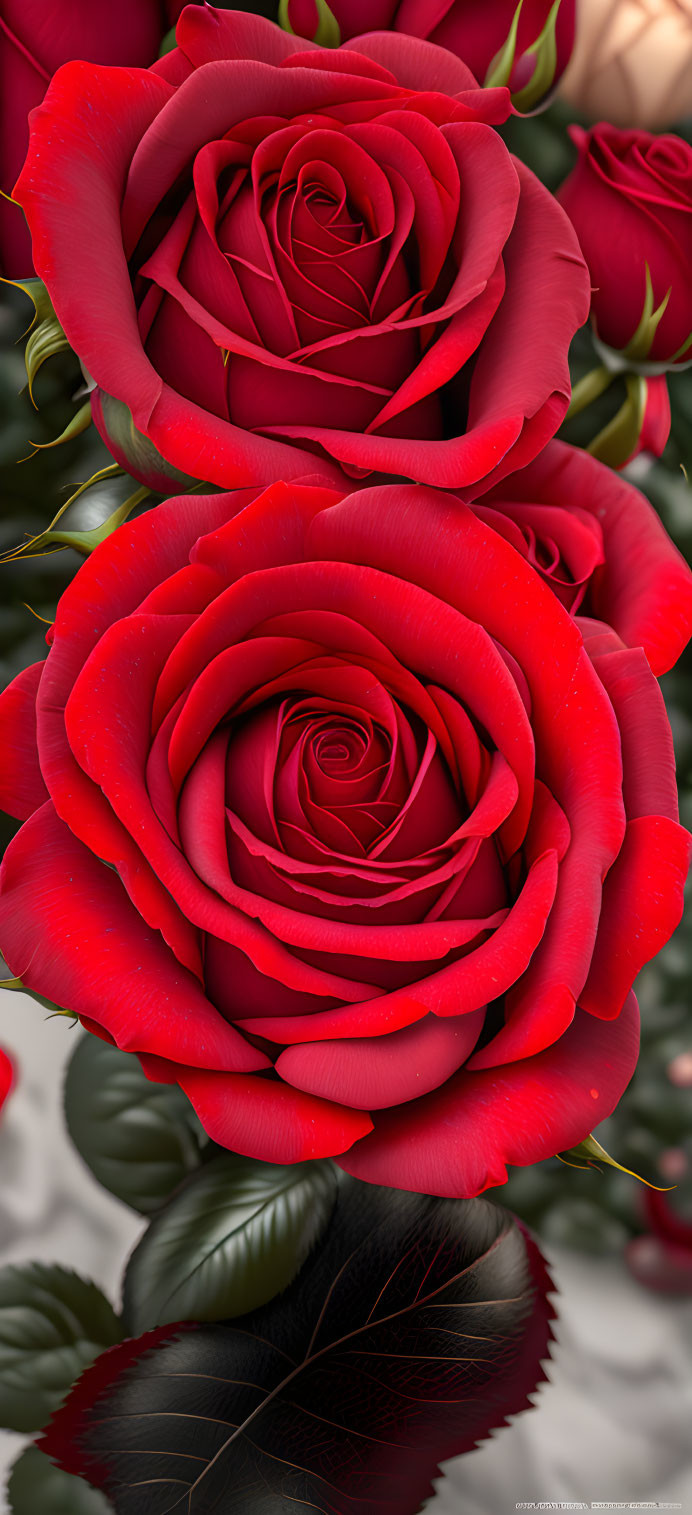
left=472, top=438, right=691, bottom=676
left=13, top=7, right=589, bottom=494
left=0, top=0, right=171, bottom=277
left=0, top=470, right=688, bottom=1197
left=0, top=1048, right=14, bottom=1114
left=558, top=124, right=692, bottom=367
left=288, top=0, right=576, bottom=106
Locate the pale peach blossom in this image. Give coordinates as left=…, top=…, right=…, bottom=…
left=560, top=0, right=692, bottom=129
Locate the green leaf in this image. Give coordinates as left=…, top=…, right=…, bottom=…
left=46, top=1186, right=555, bottom=1513
left=0, top=1264, right=121, bottom=1432
left=64, top=1032, right=206, bottom=1215
left=7, top=1446, right=112, bottom=1514
left=122, top=1151, right=337, bottom=1334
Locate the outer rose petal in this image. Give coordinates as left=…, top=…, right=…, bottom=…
left=14, top=59, right=343, bottom=491
left=0, top=662, right=48, bottom=819
left=275, top=1009, right=486, bottom=1109
left=0, top=803, right=267, bottom=1075
left=14, top=62, right=172, bottom=424
left=0, top=0, right=168, bottom=276
left=146, top=1060, right=374, bottom=1163
left=337, top=994, right=640, bottom=1196
left=485, top=441, right=692, bottom=674
left=580, top=816, right=690, bottom=1020
left=35, top=491, right=248, bottom=977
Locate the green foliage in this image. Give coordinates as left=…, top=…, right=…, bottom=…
left=7, top=1446, right=112, bottom=1514
left=0, top=1263, right=121, bottom=1432
left=64, top=1032, right=207, bottom=1215
left=44, top=1185, right=554, bottom=1514
left=122, top=1152, right=337, bottom=1333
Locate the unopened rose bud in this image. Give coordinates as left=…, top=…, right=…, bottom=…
left=558, top=125, right=692, bottom=369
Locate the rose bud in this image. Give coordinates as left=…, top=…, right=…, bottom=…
left=560, top=0, right=692, bottom=131
left=0, top=0, right=173, bottom=278
left=558, top=124, right=692, bottom=369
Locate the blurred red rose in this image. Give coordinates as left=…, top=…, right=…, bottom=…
left=0, top=1048, right=14, bottom=1113
left=626, top=1188, right=692, bottom=1296
left=558, top=124, right=692, bottom=367
left=288, top=0, right=576, bottom=106
left=13, top=7, right=589, bottom=494
left=0, top=0, right=174, bottom=277
left=0, top=463, right=689, bottom=1196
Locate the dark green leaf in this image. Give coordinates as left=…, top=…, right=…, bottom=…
left=7, top=1445, right=112, bottom=1514
left=122, top=1152, right=336, bottom=1333
left=44, top=1185, right=554, bottom=1514
left=0, top=1264, right=121, bottom=1432
left=64, top=1032, right=206, bottom=1215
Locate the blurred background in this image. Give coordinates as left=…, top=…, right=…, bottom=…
left=1, top=0, right=691, bottom=1509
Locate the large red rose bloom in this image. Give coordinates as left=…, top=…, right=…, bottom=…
left=13, top=7, right=589, bottom=493
left=0, top=464, right=688, bottom=1196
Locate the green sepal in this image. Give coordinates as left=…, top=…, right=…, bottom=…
left=565, top=362, right=614, bottom=421
left=0, top=466, right=148, bottom=562
left=558, top=1132, right=674, bottom=1190
left=484, top=1, right=524, bottom=88
left=0, top=1263, right=122, bottom=1433
left=122, top=1151, right=337, bottom=1333
left=587, top=372, right=646, bottom=469
left=511, top=0, right=562, bottom=113
left=95, top=390, right=198, bottom=492
left=278, top=0, right=341, bottom=47
left=24, top=401, right=92, bottom=458
left=44, top=485, right=150, bottom=556
left=0, top=976, right=74, bottom=1022
left=622, top=265, right=672, bottom=363
left=669, top=327, right=692, bottom=364
left=2, top=277, right=71, bottom=404
left=7, top=1446, right=113, bottom=1514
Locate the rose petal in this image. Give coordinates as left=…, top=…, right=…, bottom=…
left=0, top=804, right=265, bottom=1073
left=276, top=1008, right=485, bottom=1109
left=0, top=662, right=48, bottom=820
left=337, top=994, right=640, bottom=1196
